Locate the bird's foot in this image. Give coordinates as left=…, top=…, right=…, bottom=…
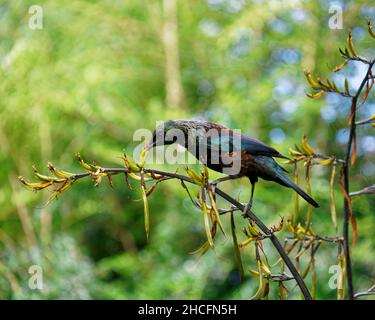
left=208, top=180, right=219, bottom=196
left=242, top=202, right=253, bottom=218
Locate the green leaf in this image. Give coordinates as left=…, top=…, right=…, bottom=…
left=141, top=185, right=150, bottom=242
left=230, top=212, right=244, bottom=282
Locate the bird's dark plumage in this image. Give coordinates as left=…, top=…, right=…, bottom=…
left=148, top=120, right=319, bottom=208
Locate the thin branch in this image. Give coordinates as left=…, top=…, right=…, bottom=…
left=286, top=235, right=343, bottom=244
left=350, top=185, right=375, bottom=197
left=355, top=116, right=375, bottom=126
left=218, top=206, right=242, bottom=215
left=37, top=165, right=313, bottom=300
left=264, top=273, right=294, bottom=282
left=312, top=154, right=345, bottom=164
left=354, top=285, right=375, bottom=298
left=348, top=56, right=373, bottom=65
left=211, top=186, right=312, bottom=300
left=342, top=60, right=375, bottom=299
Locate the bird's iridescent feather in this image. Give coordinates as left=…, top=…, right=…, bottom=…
left=148, top=120, right=319, bottom=207
left=206, top=131, right=288, bottom=159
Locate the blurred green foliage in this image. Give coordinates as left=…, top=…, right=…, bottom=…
left=0, top=0, right=374, bottom=299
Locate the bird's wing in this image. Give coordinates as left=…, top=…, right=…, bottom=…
left=206, top=131, right=288, bottom=159
left=240, top=134, right=288, bottom=159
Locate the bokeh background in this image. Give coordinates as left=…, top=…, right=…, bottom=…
left=0, top=0, right=374, bottom=299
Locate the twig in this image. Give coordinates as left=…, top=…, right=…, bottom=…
left=213, top=187, right=312, bottom=299
left=342, top=60, right=375, bottom=299
left=349, top=185, right=375, bottom=197
left=264, top=273, right=294, bottom=282
left=348, top=55, right=373, bottom=65
left=354, top=285, right=375, bottom=298
left=218, top=206, right=242, bottom=215
left=355, top=116, right=375, bottom=126
left=285, top=235, right=343, bottom=244
left=46, top=165, right=312, bottom=300
left=312, top=154, right=345, bottom=164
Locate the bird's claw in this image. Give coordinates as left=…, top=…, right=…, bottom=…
left=242, top=202, right=253, bottom=217
left=208, top=181, right=218, bottom=195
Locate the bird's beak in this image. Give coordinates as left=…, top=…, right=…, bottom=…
left=145, top=141, right=156, bottom=151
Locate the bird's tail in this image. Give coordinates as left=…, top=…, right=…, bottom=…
left=276, top=170, right=320, bottom=208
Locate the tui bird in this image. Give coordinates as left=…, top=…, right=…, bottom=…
left=146, top=120, right=319, bottom=210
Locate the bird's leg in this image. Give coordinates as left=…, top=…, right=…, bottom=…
left=242, top=182, right=255, bottom=217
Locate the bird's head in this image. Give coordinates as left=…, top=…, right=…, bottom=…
left=146, top=120, right=181, bottom=151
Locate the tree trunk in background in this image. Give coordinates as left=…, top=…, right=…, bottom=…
left=162, top=0, right=185, bottom=109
